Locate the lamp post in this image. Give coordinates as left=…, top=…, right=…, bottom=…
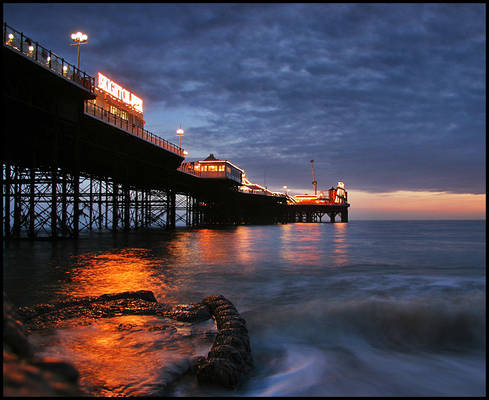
left=283, top=186, right=288, bottom=196
left=176, top=126, right=184, bottom=149
left=70, top=31, right=88, bottom=69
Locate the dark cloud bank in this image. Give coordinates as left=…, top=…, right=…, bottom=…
left=4, top=3, right=485, bottom=194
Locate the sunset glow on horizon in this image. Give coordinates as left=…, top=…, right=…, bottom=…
left=282, top=187, right=485, bottom=220
left=347, top=189, right=486, bottom=220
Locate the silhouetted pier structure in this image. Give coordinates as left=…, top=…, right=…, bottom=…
left=287, top=204, right=348, bottom=223
left=1, top=23, right=347, bottom=240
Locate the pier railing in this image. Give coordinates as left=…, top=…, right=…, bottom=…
left=3, top=23, right=95, bottom=92
left=84, top=101, right=184, bottom=156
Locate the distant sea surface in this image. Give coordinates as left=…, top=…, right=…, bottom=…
left=3, top=220, right=486, bottom=396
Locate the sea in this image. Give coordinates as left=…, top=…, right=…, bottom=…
left=3, top=220, right=486, bottom=397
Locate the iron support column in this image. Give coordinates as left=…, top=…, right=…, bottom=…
left=73, top=172, right=80, bottom=238
left=28, top=168, right=35, bottom=238
left=112, top=182, right=119, bottom=232
left=51, top=166, right=57, bottom=238
left=4, top=164, right=11, bottom=239
left=61, top=172, right=67, bottom=236
left=123, top=184, right=130, bottom=231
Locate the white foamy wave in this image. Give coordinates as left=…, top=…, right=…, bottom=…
left=247, top=343, right=327, bottom=396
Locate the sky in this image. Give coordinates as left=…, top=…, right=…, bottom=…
left=3, top=3, right=486, bottom=219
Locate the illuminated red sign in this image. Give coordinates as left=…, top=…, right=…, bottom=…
left=97, top=72, right=143, bottom=113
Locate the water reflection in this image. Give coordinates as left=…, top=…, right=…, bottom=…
left=332, top=223, right=349, bottom=267
left=233, top=226, right=275, bottom=271
left=30, top=315, right=216, bottom=396
left=62, top=248, right=171, bottom=302
left=173, top=229, right=237, bottom=265
left=279, top=224, right=324, bottom=266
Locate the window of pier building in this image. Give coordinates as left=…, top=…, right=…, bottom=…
left=192, top=158, right=244, bottom=184
left=110, top=105, right=128, bottom=121
left=90, top=93, right=145, bottom=129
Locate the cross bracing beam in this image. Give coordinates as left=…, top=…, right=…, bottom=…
left=1, top=163, right=193, bottom=239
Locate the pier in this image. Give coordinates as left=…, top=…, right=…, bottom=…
left=1, top=23, right=348, bottom=240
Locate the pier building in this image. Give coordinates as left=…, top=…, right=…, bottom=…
left=88, top=72, right=145, bottom=130
left=290, top=182, right=349, bottom=222
left=178, top=154, right=244, bottom=185
left=294, top=182, right=348, bottom=205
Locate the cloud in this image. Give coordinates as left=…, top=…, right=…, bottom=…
left=4, top=3, right=486, bottom=196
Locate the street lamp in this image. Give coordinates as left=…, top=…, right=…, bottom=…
left=283, top=185, right=288, bottom=195
left=176, top=126, right=184, bottom=149
left=70, top=31, right=88, bottom=69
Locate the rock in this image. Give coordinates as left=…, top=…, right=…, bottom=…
left=3, top=298, right=34, bottom=358
left=30, top=356, right=80, bottom=382
left=189, top=356, right=207, bottom=374
left=196, top=295, right=253, bottom=389
left=98, top=290, right=157, bottom=303
left=196, top=358, right=240, bottom=388
left=163, top=302, right=212, bottom=322
left=3, top=293, right=83, bottom=396
left=3, top=351, right=84, bottom=396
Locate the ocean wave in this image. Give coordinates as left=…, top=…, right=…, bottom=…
left=246, top=343, right=329, bottom=396
left=326, top=294, right=485, bottom=352
left=248, top=292, right=486, bottom=354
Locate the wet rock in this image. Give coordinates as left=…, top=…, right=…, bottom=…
left=196, top=358, right=241, bottom=388
left=196, top=295, right=253, bottom=389
left=18, top=290, right=160, bottom=323
left=3, top=293, right=83, bottom=396
left=189, top=356, right=207, bottom=374
left=3, top=297, right=34, bottom=358
left=3, top=351, right=84, bottom=396
left=30, top=356, right=80, bottom=383
left=163, top=302, right=212, bottom=323
left=98, top=290, right=157, bottom=303
left=18, top=292, right=176, bottom=331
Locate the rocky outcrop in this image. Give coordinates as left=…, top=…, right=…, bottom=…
left=194, top=295, right=253, bottom=389
left=4, top=291, right=253, bottom=394
left=3, top=293, right=84, bottom=396
left=15, top=290, right=214, bottom=332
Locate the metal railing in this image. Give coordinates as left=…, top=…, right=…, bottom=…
left=84, top=101, right=184, bottom=156
left=3, top=23, right=95, bottom=92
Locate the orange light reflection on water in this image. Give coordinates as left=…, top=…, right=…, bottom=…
left=278, top=223, right=349, bottom=267
left=233, top=226, right=273, bottom=271
left=62, top=248, right=171, bottom=301
left=279, top=223, right=323, bottom=266
left=41, top=247, right=218, bottom=396
left=332, top=223, right=349, bottom=267
left=31, top=315, right=214, bottom=396
left=188, top=229, right=236, bottom=265
left=167, top=227, right=269, bottom=273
